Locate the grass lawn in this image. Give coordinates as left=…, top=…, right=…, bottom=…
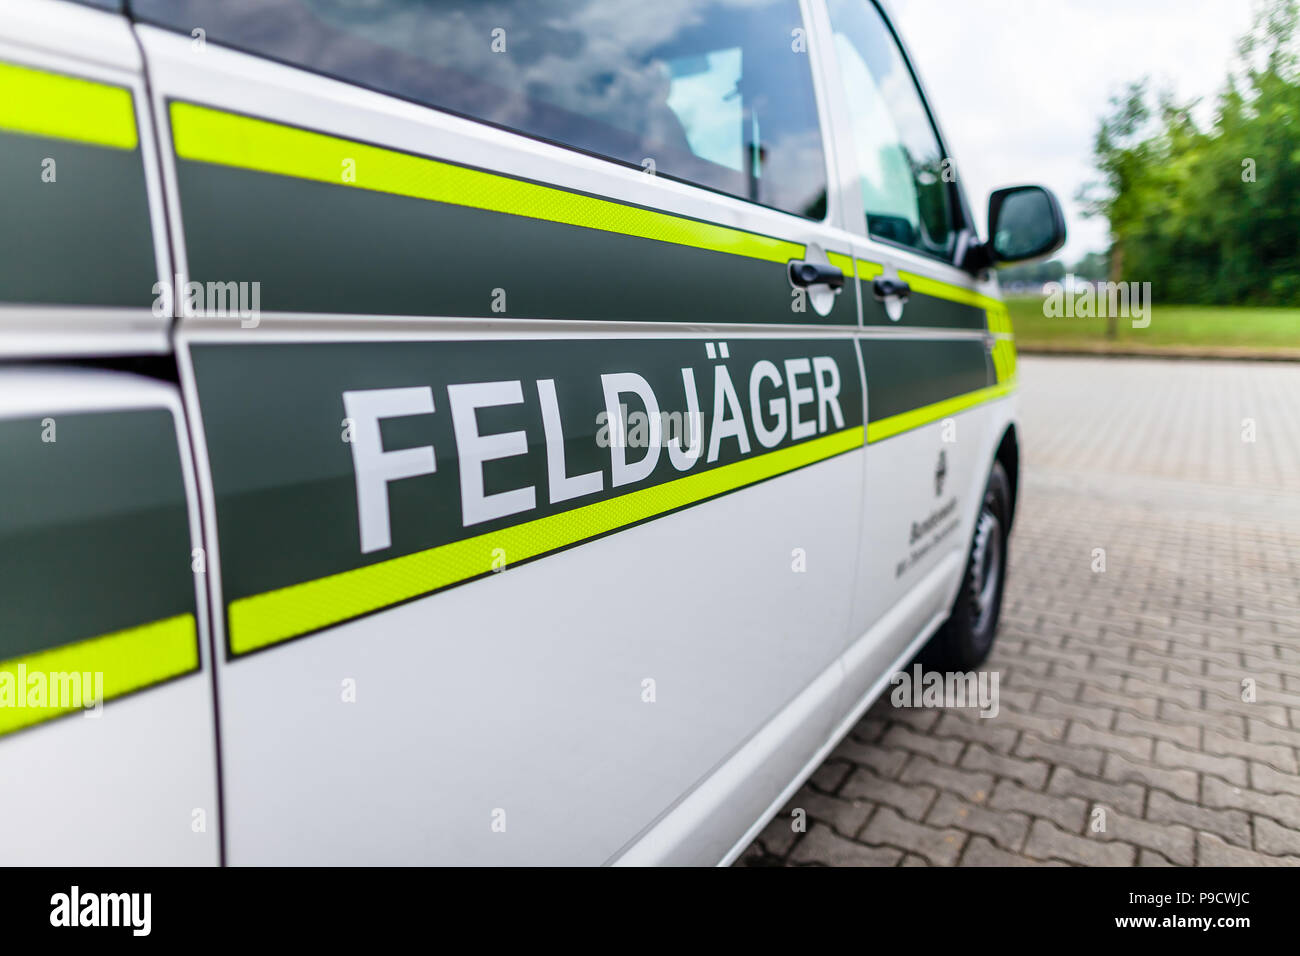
left=1006, top=296, right=1300, bottom=352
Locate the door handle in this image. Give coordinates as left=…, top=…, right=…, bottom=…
left=872, top=277, right=911, bottom=301
left=788, top=260, right=845, bottom=290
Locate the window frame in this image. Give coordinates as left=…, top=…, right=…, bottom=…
left=824, top=0, right=976, bottom=266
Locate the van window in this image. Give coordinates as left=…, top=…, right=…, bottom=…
left=826, top=0, right=956, bottom=258
left=134, top=0, right=829, bottom=219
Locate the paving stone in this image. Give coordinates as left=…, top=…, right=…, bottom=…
left=1249, top=762, right=1300, bottom=797
left=1088, top=807, right=1195, bottom=865
left=1016, top=734, right=1105, bottom=777
left=1080, top=683, right=1159, bottom=719
left=881, top=724, right=964, bottom=764
left=1149, top=739, right=1247, bottom=787
left=1146, top=790, right=1251, bottom=848
left=1254, top=815, right=1300, bottom=856
left=1114, top=710, right=1201, bottom=749
left=788, top=824, right=903, bottom=867
left=960, top=742, right=1050, bottom=789
left=899, top=755, right=995, bottom=804
left=927, top=791, right=1030, bottom=852
left=1196, top=832, right=1300, bottom=867
left=859, top=807, right=966, bottom=867
left=1246, top=717, right=1300, bottom=748
left=1157, top=700, right=1245, bottom=736
left=932, top=711, right=1019, bottom=753
left=976, top=707, right=1067, bottom=742
left=1253, top=816, right=1300, bottom=858
left=959, top=836, right=1061, bottom=867
left=841, top=768, right=937, bottom=822
left=1034, top=694, right=1115, bottom=729
left=1201, top=775, right=1300, bottom=826
left=990, top=779, right=1088, bottom=832
left=786, top=790, right=874, bottom=838
left=1046, top=767, right=1145, bottom=816
left=828, top=737, right=909, bottom=779
left=882, top=705, right=942, bottom=732
left=1023, top=819, right=1136, bottom=866
left=1138, top=849, right=1175, bottom=866
left=1103, top=752, right=1200, bottom=802
left=1068, top=722, right=1155, bottom=762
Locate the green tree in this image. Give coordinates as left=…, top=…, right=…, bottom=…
left=1078, top=0, right=1300, bottom=312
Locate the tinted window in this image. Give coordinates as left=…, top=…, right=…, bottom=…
left=133, top=0, right=828, bottom=218
left=826, top=0, right=955, bottom=258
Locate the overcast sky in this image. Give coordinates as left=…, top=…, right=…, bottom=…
left=885, top=0, right=1258, bottom=263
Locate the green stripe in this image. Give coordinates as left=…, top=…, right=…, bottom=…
left=0, top=60, right=137, bottom=150
left=0, top=614, right=198, bottom=737
left=228, top=426, right=864, bottom=655
left=171, top=102, right=806, bottom=266
left=866, top=382, right=1015, bottom=444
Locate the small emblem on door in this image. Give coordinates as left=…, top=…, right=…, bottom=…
left=935, top=450, right=947, bottom=497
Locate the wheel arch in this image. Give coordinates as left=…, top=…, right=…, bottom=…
left=994, top=423, right=1020, bottom=530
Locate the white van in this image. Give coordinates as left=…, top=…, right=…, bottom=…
left=0, top=0, right=1064, bottom=865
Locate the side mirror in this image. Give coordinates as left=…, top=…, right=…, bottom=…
left=986, top=185, right=1067, bottom=264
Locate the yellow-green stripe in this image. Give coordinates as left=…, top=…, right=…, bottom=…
left=826, top=251, right=855, bottom=278
left=171, top=102, right=806, bottom=266
left=0, top=614, right=198, bottom=736
left=856, top=259, right=885, bottom=281
left=867, top=382, right=1016, bottom=444
left=898, top=270, right=1003, bottom=314
left=228, top=426, right=864, bottom=655
left=987, top=302, right=1014, bottom=335
left=991, top=338, right=1017, bottom=384
left=0, top=60, right=137, bottom=150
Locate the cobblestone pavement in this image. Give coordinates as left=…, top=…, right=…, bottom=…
left=740, top=356, right=1300, bottom=866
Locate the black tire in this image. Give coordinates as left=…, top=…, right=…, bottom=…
left=922, top=460, right=1011, bottom=672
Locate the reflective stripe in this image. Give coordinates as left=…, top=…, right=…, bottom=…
left=170, top=102, right=807, bottom=266
left=987, top=302, right=1014, bottom=335
left=0, top=614, right=198, bottom=736
left=898, top=270, right=1002, bottom=314
left=0, top=60, right=137, bottom=150
left=866, top=381, right=1015, bottom=444
left=991, top=338, right=1017, bottom=383
left=856, top=258, right=885, bottom=281
left=227, top=426, right=864, bottom=655
left=827, top=251, right=855, bottom=277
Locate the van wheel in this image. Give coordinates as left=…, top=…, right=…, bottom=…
left=922, top=460, right=1011, bottom=672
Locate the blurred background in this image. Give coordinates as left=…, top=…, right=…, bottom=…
left=891, top=0, right=1299, bottom=357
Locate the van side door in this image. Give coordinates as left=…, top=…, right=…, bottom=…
left=819, top=0, right=1011, bottom=701
left=135, top=0, right=868, bottom=865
